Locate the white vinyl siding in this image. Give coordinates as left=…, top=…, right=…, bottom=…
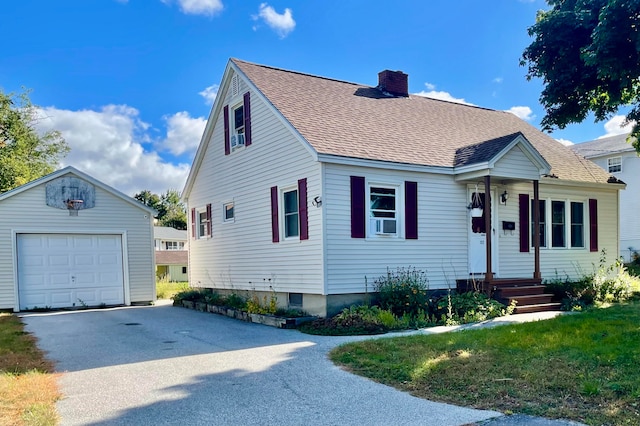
left=492, top=145, right=542, bottom=180
left=0, top=179, right=155, bottom=310
left=324, top=163, right=468, bottom=294
left=498, top=182, right=619, bottom=280
left=187, top=72, right=323, bottom=295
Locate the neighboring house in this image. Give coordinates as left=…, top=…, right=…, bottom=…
left=182, top=58, right=623, bottom=317
left=0, top=166, right=157, bottom=311
left=154, top=226, right=188, bottom=282
left=572, top=133, right=639, bottom=262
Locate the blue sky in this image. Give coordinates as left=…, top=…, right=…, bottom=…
left=1, top=0, right=632, bottom=195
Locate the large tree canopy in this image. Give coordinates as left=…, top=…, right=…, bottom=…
left=135, top=189, right=187, bottom=230
left=522, top=0, right=640, bottom=150
left=0, top=88, right=69, bottom=192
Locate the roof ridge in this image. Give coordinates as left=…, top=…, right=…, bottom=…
left=231, top=58, right=364, bottom=88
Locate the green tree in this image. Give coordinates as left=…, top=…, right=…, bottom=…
left=134, top=189, right=187, bottom=230
left=0, top=88, right=69, bottom=192
left=522, top=0, right=640, bottom=151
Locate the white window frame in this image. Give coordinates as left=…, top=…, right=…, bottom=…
left=608, top=156, right=622, bottom=173
left=223, top=201, right=235, bottom=222
left=230, top=101, right=245, bottom=151
left=197, top=210, right=209, bottom=239
left=532, top=197, right=586, bottom=250
left=281, top=186, right=300, bottom=240
left=165, top=241, right=182, bottom=250
left=367, top=182, right=401, bottom=238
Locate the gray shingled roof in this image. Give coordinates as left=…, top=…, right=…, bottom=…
left=156, top=250, right=188, bottom=266
left=571, top=133, right=636, bottom=158
left=233, top=59, right=613, bottom=184
left=154, top=226, right=187, bottom=241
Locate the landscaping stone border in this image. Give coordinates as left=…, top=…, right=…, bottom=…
left=175, top=300, right=316, bottom=329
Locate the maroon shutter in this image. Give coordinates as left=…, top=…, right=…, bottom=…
left=404, top=181, right=418, bottom=239
left=191, top=208, right=196, bottom=239
left=519, top=194, right=530, bottom=252
left=298, top=178, right=308, bottom=240
left=243, top=92, right=252, bottom=147
left=223, top=105, right=230, bottom=155
left=350, top=176, right=365, bottom=238
left=271, top=186, right=279, bottom=243
left=589, top=198, right=598, bottom=252
left=206, top=203, right=212, bottom=237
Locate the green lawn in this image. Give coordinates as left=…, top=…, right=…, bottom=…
left=330, top=302, right=640, bottom=425
left=156, top=280, right=189, bottom=300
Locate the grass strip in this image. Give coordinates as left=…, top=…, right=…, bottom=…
left=0, top=314, right=60, bottom=425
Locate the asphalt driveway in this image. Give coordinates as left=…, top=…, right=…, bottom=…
left=21, top=302, right=504, bottom=426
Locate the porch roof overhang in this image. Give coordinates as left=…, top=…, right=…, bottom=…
left=453, top=132, right=551, bottom=182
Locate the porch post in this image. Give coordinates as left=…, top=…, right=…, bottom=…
left=484, top=175, right=493, bottom=282
left=533, top=180, right=541, bottom=280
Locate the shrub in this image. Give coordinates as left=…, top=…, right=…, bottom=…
left=172, top=288, right=207, bottom=304
left=374, top=267, right=430, bottom=318
left=436, top=291, right=511, bottom=325
left=299, top=305, right=389, bottom=335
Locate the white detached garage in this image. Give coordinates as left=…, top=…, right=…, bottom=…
left=0, top=166, right=156, bottom=311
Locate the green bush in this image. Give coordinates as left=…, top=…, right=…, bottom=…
left=172, top=288, right=207, bottom=304
left=436, top=291, right=511, bottom=325
left=374, top=267, right=430, bottom=317
left=299, top=305, right=390, bottom=335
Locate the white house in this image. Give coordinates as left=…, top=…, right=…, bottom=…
left=572, top=133, right=639, bottom=262
left=0, top=166, right=157, bottom=311
left=182, top=59, right=623, bottom=317
left=154, top=226, right=188, bottom=282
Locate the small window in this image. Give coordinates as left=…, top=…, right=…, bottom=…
left=165, top=241, right=178, bottom=250
left=288, top=293, right=303, bottom=307
left=283, top=189, right=299, bottom=238
left=198, top=211, right=209, bottom=238
left=608, top=157, right=622, bottom=173
left=182, top=266, right=187, bottom=274
left=370, top=186, right=397, bottom=235
left=231, top=104, right=245, bottom=149
left=224, top=202, right=234, bottom=222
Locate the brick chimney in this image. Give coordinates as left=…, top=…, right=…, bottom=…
left=378, top=70, right=408, bottom=97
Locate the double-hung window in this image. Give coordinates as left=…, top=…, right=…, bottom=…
left=231, top=103, right=245, bottom=150
left=369, top=186, right=397, bottom=236
left=198, top=211, right=209, bottom=238
left=608, top=156, right=622, bottom=173
left=531, top=199, right=547, bottom=248
left=570, top=202, right=584, bottom=248
left=165, top=241, right=184, bottom=250
left=551, top=201, right=566, bottom=248
left=223, top=202, right=234, bottom=222
left=283, top=188, right=299, bottom=238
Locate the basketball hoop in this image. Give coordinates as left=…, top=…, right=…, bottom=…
left=66, top=199, right=84, bottom=216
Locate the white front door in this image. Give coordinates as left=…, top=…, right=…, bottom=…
left=468, top=190, right=496, bottom=275
left=17, top=234, right=125, bottom=310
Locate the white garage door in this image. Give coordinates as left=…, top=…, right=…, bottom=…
left=17, top=234, right=125, bottom=310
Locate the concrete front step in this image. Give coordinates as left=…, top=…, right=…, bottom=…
left=514, top=302, right=562, bottom=314
left=495, top=285, right=546, bottom=297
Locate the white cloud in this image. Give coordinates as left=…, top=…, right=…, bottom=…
left=161, top=0, right=223, bottom=16
left=505, top=106, right=535, bottom=121
left=158, top=111, right=206, bottom=156
left=36, top=105, right=192, bottom=196
left=413, top=90, right=474, bottom=106
left=598, top=115, right=635, bottom=138
left=493, top=77, right=503, bottom=84
left=556, top=138, right=574, bottom=146
left=423, top=82, right=436, bottom=91
left=199, top=84, right=219, bottom=105
left=254, top=3, right=296, bottom=38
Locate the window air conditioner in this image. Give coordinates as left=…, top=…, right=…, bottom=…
left=371, top=218, right=397, bottom=235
